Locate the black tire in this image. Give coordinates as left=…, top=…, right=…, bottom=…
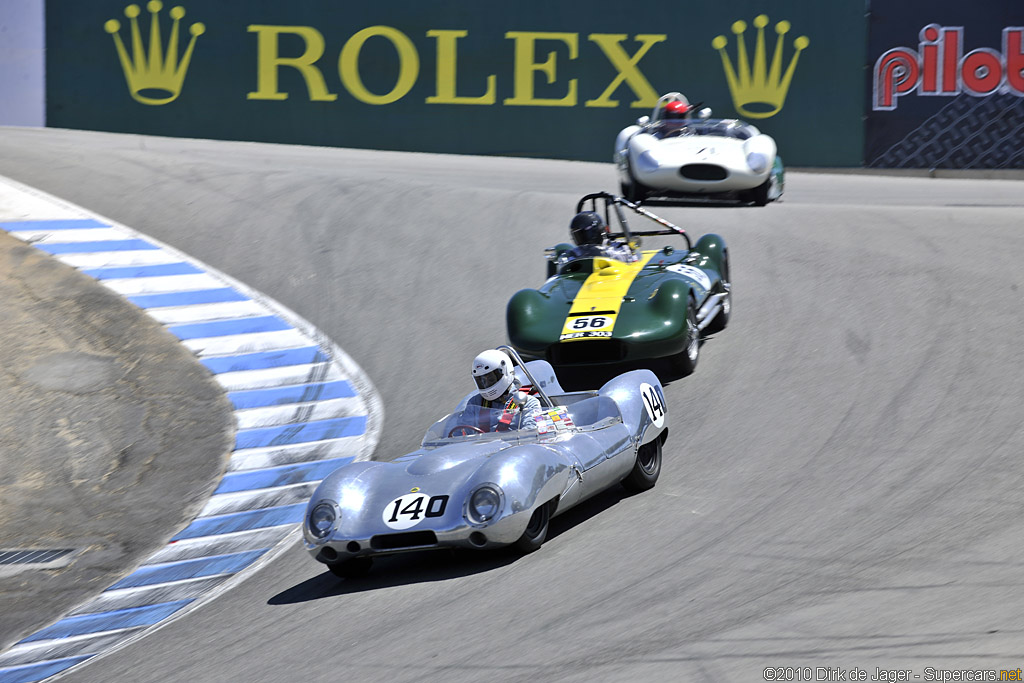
left=703, top=250, right=731, bottom=334
left=620, top=180, right=644, bottom=204
left=622, top=437, right=662, bottom=492
left=515, top=503, right=550, bottom=554
left=327, top=556, right=373, bottom=579
left=750, top=179, right=770, bottom=206
left=670, top=296, right=700, bottom=376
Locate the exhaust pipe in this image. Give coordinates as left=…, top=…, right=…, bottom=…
left=696, top=293, right=726, bottom=331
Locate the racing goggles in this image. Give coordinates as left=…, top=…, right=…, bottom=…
left=473, top=368, right=504, bottom=391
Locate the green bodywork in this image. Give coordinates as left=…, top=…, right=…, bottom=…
left=507, top=234, right=728, bottom=365
left=769, top=157, right=786, bottom=202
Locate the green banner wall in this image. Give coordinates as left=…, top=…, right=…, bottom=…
left=46, top=1, right=866, bottom=166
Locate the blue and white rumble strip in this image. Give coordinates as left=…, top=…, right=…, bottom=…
left=0, top=177, right=383, bottom=683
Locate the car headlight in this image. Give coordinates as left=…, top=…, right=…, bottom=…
left=466, top=485, right=503, bottom=525
left=746, top=152, right=768, bottom=173
left=636, top=150, right=660, bottom=173
left=308, top=502, right=337, bottom=539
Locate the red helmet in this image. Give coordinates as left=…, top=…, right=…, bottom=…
left=663, top=101, right=690, bottom=119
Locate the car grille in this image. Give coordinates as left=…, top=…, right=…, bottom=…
left=680, top=164, right=728, bottom=181
left=548, top=340, right=626, bottom=365
left=370, top=530, right=438, bottom=550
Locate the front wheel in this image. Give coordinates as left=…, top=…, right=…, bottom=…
left=515, top=503, right=550, bottom=553
left=620, top=180, right=645, bottom=204
left=670, top=296, right=700, bottom=376
left=622, top=437, right=662, bottom=492
left=749, top=179, right=770, bottom=206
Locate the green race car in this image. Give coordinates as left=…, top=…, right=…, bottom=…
left=507, top=192, right=730, bottom=375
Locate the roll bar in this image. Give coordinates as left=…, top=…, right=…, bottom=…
left=574, top=192, right=692, bottom=250
left=496, top=345, right=554, bottom=408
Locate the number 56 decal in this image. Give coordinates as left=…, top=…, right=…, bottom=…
left=382, top=493, right=449, bottom=530
left=560, top=313, right=618, bottom=340
left=640, top=383, right=666, bottom=429
left=571, top=315, right=611, bottom=330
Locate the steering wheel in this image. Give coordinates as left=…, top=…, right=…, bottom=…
left=448, top=424, right=485, bottom=437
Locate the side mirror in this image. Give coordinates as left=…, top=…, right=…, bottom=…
left=697, top=108, right=712, bottom=120
left=636, top=116, right=650, bottom=126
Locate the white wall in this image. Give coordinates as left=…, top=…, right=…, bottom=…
left=0, top=0, right=44, bottom=126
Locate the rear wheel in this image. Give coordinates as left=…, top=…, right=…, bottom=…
left=515, top=503, right=550, bottom=553
left=622, top=437, right=662, bottom=492
left=704, top=250, right=731, bottom=334
left=670, top=296, right=700, bottom=376
left=327, top=556, right=373, bottom=579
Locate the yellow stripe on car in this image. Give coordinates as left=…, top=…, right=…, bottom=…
left=559, top=252, right=657, bottom=342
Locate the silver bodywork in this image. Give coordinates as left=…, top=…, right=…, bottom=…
left=302, top=353, right=667, bottom=566
left=614, top=92, right=783, bottom=202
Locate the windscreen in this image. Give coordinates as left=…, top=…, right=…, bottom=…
left=562, top=396, right=622, bottom=430
left=421, top=406, right=538, bottom=447
left=651, top=119, right=757, bottom=140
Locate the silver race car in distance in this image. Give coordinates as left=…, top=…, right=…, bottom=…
left=303, top=346, right=668, bottom=577
left=615, top=92, right=784, bottom=206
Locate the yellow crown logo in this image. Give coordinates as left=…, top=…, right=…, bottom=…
left=712, top=15, right=808, bottom=119
left=104, top=2, right=205, bottom=105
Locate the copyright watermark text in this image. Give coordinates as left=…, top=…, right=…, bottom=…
left=762, top=667, right=1023, bottom=681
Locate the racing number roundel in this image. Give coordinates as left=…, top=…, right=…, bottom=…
left=382, top=493, right=449, bottom=530
left=640, top=383, right=666, bottom=430
left=667, top=264, right=712, bottom=292
left=571, top=315, right=611, bottom=330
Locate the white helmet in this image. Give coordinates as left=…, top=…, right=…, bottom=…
left=472, top=349, right=515, bottom=402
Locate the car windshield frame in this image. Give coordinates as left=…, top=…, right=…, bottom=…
left=649, top=118, right=757, bottom=140
left=420, top=396, right=624, bottom=448
left=558, top=249, right=636, bottom=273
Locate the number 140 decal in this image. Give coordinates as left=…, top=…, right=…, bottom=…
left=382, top=493, right=449, bottom=530
left=640, top=382, right=666, bottom=429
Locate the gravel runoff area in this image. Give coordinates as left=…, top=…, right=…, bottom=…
left=0, top=225, right=233, bottom=653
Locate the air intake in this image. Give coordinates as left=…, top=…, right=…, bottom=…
left=370, top=531, right=438, bottom=550
left=680, top=164, right=728, bottom=181
left=549, top=340, right=626, bottom=365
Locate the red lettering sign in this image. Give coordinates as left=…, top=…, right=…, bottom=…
left=873, top=24, right=1024, bottom=110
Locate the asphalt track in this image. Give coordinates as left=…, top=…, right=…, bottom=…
left=1, top=127, right=1024, bottom=681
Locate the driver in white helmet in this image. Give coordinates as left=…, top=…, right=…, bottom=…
left=467, top=349, right=541, bottom=432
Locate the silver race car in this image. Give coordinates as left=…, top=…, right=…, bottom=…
left=615, top=92, right=784, bottom=206
left=302, top=347, right=668, bottom=577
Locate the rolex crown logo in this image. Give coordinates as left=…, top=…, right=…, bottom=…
left=712, top=15, right=808, bottom=119
left=105, top=2, right=205, bottom=105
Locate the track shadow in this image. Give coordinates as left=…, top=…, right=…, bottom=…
left=638, top=197, right=758, bottom=209
left=544, top=481, right=635, bottom=543
left=267, top=484, right=638, bottom=603
left=552, top=353, right=700, bottom=390
left=267, top=548, right=519, bottom=602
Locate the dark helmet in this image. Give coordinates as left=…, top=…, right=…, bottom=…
left=569, top=211, right=609, bottom=246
